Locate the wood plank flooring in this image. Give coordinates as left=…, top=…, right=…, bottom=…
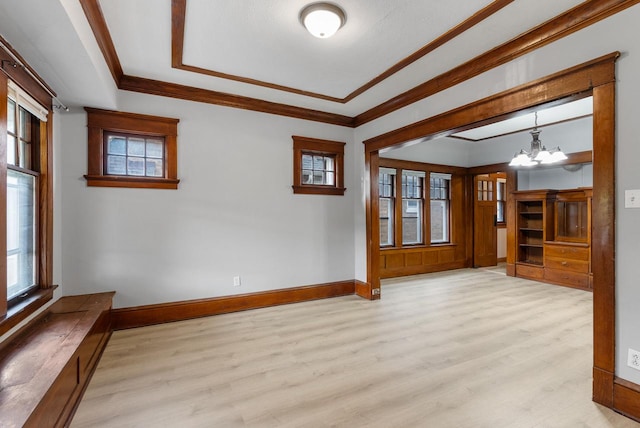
left=71, top=269, right=640, bottom=427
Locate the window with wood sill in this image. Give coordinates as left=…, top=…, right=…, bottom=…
left=84, top=108, right=180, bottom=189
left=292, top=136, right=345, bottom=196
left=1, top=43, right=55, bottom=334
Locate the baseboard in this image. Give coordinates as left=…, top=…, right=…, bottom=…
left=112, top=280, right=357, bottom=330
left=593, top=366, right=614, bottom=407
left=497, top=257, right=507, bottom=263
left=614, top=378, right=640, bottom=422
left=355, top=280, right=378, bottom=300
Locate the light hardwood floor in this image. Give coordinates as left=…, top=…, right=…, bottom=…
left=72, top=269, right=640, bottom=427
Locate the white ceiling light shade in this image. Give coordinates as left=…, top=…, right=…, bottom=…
left=300, top=3, right=346, bottom=38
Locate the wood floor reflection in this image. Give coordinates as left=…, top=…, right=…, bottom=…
left=71, top=269, right=640, bottom=427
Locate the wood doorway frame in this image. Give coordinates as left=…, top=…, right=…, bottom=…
left=363, top=52, right=618, bottom=408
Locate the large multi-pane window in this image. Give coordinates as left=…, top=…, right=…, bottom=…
left=379, top=169, right=395, bottom=246
left=430, top=173, right=451, bottom=244
left=6, top=81, right=46, bottom=301
left=402, top=171, right=424, bottom=245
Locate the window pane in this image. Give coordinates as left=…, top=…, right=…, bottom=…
left=7, top=169, right=36, bottom=300
left=302, top=170, right=313, bottom=184
left=402, top=199, right=423, bottom=244
left=146, top=139, right=164, bottom=158
left=19, top=107, right=31, bottom=142
left=19, top=140, right=31, bottom=170
left=379, top=198, right=393, bottom=246
left=323, top=156, right=334, bottom=172
left=313, top=171, right=325, bottom=185
left=127, top=157, right=145, bottom=176
left=145, top=158, right=164, bottom=177
left=127, top=138, right=145, bottom=156
left=108, top=136, right=126, bottom=155
left=107, top=155, right=127, bottom=175
left=302, top=154, right=313, bottom=170
left=325, top=171, right=335, bottom=186
left=8, top=99, right=16, bottom=134
left=7, top=135, right=16, bottom=166
left=431, top=200, right=449, bottom=243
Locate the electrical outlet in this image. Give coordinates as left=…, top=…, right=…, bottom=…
left=233, top=276, right=241, bottom=287
left=628, top=348, right=640, bottom=371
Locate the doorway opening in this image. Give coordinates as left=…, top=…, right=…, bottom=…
left=363, top=53, right=617, bottom=407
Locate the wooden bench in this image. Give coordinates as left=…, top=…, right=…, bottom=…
left=0, top=292, right=114, bottom=428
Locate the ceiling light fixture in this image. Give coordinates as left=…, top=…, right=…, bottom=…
left=509, top=112, right=568, bottom=167
left=300, top=2, right=346, bottom=39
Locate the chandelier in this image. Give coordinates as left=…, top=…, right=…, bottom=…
left=509, top=112, right=568, bottom=167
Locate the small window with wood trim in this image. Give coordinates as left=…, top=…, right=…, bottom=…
left=84, top=108, right=180, bottom=189
left=292, top=136, right=345, bottom=196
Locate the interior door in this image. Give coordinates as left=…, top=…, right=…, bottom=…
left=474, top=174, right=498, bottom=267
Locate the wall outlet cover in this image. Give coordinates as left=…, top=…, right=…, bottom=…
left=628, top=348, right=640, bottom=371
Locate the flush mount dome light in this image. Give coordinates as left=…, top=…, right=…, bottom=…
left=300, top=2, right=346, bottom=38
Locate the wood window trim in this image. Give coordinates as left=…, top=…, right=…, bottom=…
left=84, top=107, right=180, bottom=189
left=292, top=136, right=345, bottom=196
left=1, top=40, right=55, bottom=328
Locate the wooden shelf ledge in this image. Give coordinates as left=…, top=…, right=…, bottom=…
left=0, top=292, right=115, bottom=428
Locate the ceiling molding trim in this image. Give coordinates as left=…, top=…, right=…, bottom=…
left=354, top=0, right=640, bottom=127
left=79, top=0, right=124, bottom=84
left=118, top=75, right=356, bottom=127
left=364, top=52, right=619, bottom=153
left=450, top=114, right=593, bottom=142
left=171, top=0, right=513, bottom=104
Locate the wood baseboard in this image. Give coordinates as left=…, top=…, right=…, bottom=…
left=614, top=378, right=640, bottom=422
left=593, top=366, right=615, bottom=407
left=112, top=280, right=357, bottom=330
left=355, top=280, right=378, bottom=300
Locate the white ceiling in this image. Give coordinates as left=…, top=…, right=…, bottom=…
left=0, top=0, right=588, bottom=116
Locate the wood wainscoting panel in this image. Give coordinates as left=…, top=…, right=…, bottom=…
left=380, top=246, right=466, bottom=279
left=112, top=280, right=357, bottom=330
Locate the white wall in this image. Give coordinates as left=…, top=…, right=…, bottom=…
left=352, top=7, right=640, bottom=384
left=59, top=93, right=355, bottom=309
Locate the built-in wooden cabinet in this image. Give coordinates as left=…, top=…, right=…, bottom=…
left=510, top=188, right=592, bottom=290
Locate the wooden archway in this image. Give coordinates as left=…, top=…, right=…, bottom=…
left=363, top=52, right=618, bottom=408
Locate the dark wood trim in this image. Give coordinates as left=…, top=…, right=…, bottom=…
left=0, top=287, right=55, bottom=337
left=119, top=75, right=355, bottom=127
left=78, top=0, right=123, bottom=84
left=83, top=0, right=635, bottom=128
left=0, top=72, right=6, bottom=318
left=591, top=81, right=616, bottom=405
left=111, top=280, right=357, bottom=330
left=364, top=53, right=618, bottom=153
left=171, top=0, right=512, bottom=104
left=84, top=107, right=180, bottom=190
left=355, top=280, right=372, bottom=300
left=367, top=151, right=382, bottom=300
left=355, top=0, right=639, bottom=126
left=614, top=378, right=640, bottom=421
left=39, top=111, right=54, bottom=288
left=0, top=35, right=56, bottom=107
left=0, top=292, right=114, bottom=428
left=343, top=0, right=514, bottom=103
left=292, top=135, right=346, bottom=196
left=364, top=55, right=618, bottom=411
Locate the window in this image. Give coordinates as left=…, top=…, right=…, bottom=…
left=379, top=169, right=395, bottom=246
left=1, top=74, right=54, bottom=333
left=496, top=178, right=506, bottom=224
left=84, top=108, right=180, bottom=189
left=292, top=136, right=345, bottom=195
left=402, top=171, right=424, bottom=245
left=430, top=173, right=451, bottom=244
left=6, top=94, right=40, bottom=300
